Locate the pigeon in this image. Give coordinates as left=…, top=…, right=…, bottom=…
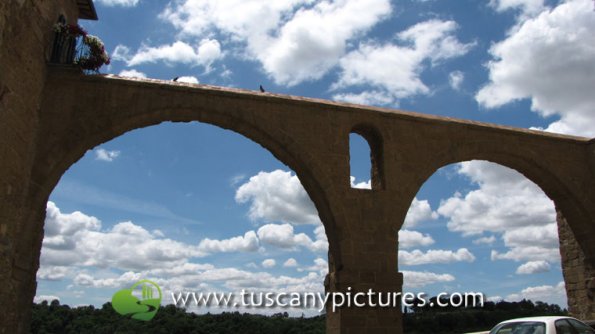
left=259, top=85, right=265, bottom=93
left=173, top=77, right=179, bottom=82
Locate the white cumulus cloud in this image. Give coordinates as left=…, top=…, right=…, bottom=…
left=477, top=0, right=595, bottom=137
left=473, top=236, right=496, bottom=245
left=39, top=203, right=331, bottom=316
left=235, top=170, right=320, bottom=225
left=299, top=258, right=328, bottom=275
left=438, top=161, right=555, bottom=236
left=403, top=198, right=438, bottom=229
left=111, top=44, right=131, bottom=62
left=332, top=19, right=474, bottom=106
left=197, top=231, right=260, bottom=253
left=491, top=224, right=560, bottom=262
left=489, top=0, right=546, bottom=17
left=399, top=248, right=475, bottom=266
left=41, top=202, right=207, bottom=272
left=516, top=260, right=551, bottom=274
left=506, top=281, right=566, bottom=306
left=283, top=258, right=298, bottom=267
left=402, top=271, right=455, bottom=288
left=258, top=0, right=392, bottom=85
left=94, top=148, right=120, bottom=162
left=333, top=91, right=396, bottom=106
left=437, top=161, right=560, bottom=265
left=160, top=0, right=392, bottom=86
left=121, top=40, right=222, bottom=70
left=449, top=70, right=464, bottom=91
left=95, top=0, right=139, bottom=7
left=350, top=176, right=371, bottom=189
left=398, top=230, right=435, bottom=249
left=36, top=266, right=71, bottom=281
left=262, top=259, right=276, bottom=268
left=118, top=69, right=147, bottom=78
left=257, top=223, right=327, bottom=252
left=74, top=271, right=142, bottom=289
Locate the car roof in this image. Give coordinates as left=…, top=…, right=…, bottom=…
left=498, top=316, right=574, bottom=324
left=503, top=315, right=570, bottom=322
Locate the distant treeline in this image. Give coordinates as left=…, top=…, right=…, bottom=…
left=30, top=298, right=565, bottom=334
left=403, top=296, right=566, bottom=334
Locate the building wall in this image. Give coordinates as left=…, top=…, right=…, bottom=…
left=0, top=1, right=80, bottom=332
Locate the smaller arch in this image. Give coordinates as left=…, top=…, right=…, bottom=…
left=405, top=146, right=595, bottom=277
left=350, top=124, right=385, bottom=190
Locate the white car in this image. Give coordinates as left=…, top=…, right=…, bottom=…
left=488, top=316, right=595, bottom=334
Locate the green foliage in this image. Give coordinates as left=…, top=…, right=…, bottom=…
left=30, top=298, right=565, bottom=334
left=30, top=301, right=325, bottom=334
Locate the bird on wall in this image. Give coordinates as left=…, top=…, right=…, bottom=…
left=259, top=85, right=265, bottom=93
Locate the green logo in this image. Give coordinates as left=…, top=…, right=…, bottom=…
left=111, top=279, right=162, bottom=321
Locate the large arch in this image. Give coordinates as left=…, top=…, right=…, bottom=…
left=19, top=69, right=357, bottom=333
left=33, top=108, right=340, bottom=251
left=37, top=120, right=331, bottom=315
left=30, top=71, right=344, bottom=268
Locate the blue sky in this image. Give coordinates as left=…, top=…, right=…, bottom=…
left=36, top=0, right=595, bottom=314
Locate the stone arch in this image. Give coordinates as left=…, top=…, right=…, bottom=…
left=424, top=154, right=587, bottom=235
left=403, top=141, right=595, bottom=285
left=29, top=105, right=342, bottom=272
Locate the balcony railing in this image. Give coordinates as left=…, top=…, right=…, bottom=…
left=49, top=22, right=110, bottom=73
left=50, top=28, right=79, bottom=65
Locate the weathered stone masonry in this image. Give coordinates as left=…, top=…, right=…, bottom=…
left=1, top=1, right=595, bottom=333
left=558, top=210, right=595, bottom=320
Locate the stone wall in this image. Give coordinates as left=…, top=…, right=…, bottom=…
left=0, top=1, right=80, bottom=332
left=558, top=210, right=595, bottom=320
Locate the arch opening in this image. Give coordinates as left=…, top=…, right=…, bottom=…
left=34, top=104, right=336, bottom=239
left=349, top=125, right=384, bottom=190
left=34, top=121, right=333, bottom=323
left=399, top=160, right=569, bottom=332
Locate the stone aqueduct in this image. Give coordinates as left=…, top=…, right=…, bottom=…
left=1, top=1, right=595, bottom=333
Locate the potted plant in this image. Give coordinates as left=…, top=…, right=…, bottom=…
left=52, top=22, right=110, bottom=72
